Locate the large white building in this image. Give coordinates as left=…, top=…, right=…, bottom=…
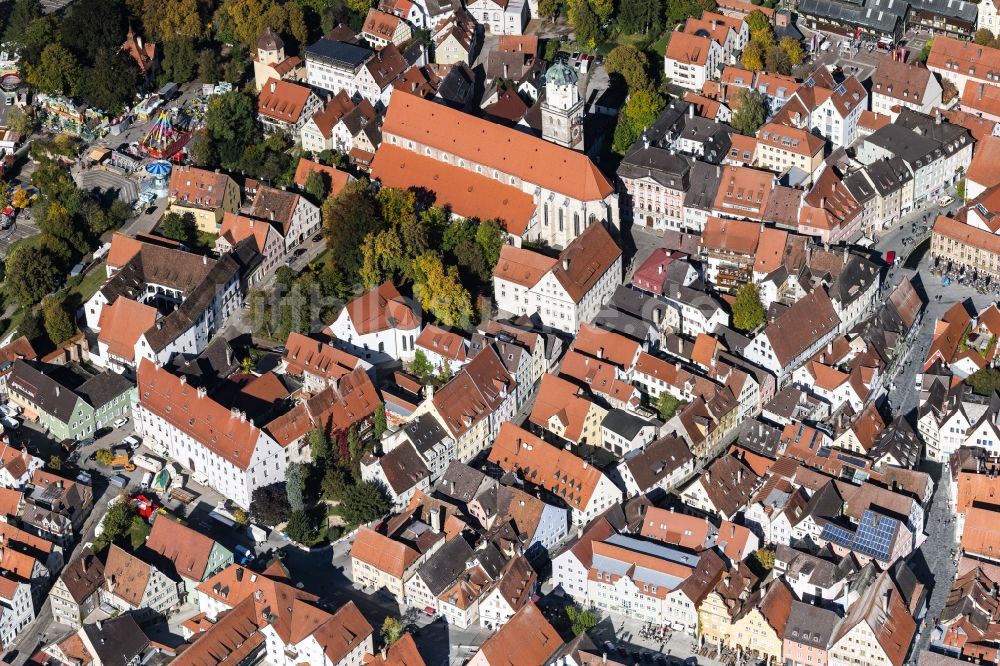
left=325, top=282, right=421, bottom=364
left=134, top=360, right=288, bottom=509
left=86, top=237, right=242, bottom=373
left=493, top=222, right=622, bottom=334
left=372, top=90, right=618, bottom=249
left=467, top=0, right=528, bottom=35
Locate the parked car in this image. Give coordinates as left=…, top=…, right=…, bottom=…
left=139, top=472, right=152, bottom=491
left=0, top=405, right=16, bottom=419
left=94, top=426, right=113, bottom=439
left=938, top=195, right=955, bottom=206
left=112, top=417, right=129, bottom=428
left=109, top=474, right=129, bottom=489
left=2, top=418, right=19, bottom=431
left=122, top=435, right=141, bottom=451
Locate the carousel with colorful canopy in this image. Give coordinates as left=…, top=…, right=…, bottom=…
left=144, top=160, right=172, bottom=197
left=140, top=109, right=189, bottom=159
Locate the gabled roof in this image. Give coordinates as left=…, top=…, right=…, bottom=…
left=371, top=144, right=537, bottom=236
left=665, top=31, right=715, bottom=67
left=494, top=245, right=557, bottom=288
left=97, top=297, right=158, bottom=362
left=292, top=158, right=352, bottom=197
left=351, top=526, right=420, bottom=578
left=137, top=359, right=265, bottom=470
left=103, top=544, right=153, bottom=607
left=343, top=282, right=420, bottom=335
left=168, top=166, right=234, bottom=210
left=433, top=345, right=514, bottom=438
left=381, top=90, right=613, bottom=202
left=258, top=79, right=314, bottom=124
left=218, top=212, right=275, bottom=253
left=145, top=517, right=224, bottom=582
left=763, top=288, right=841, bottom=366
left=551, top=223, right=622, bottom=303
left=283, top=332, right=367, bottom=383
left=474, top=602, right=562, bottom=666
left=488, top=422, right=613, bottom=512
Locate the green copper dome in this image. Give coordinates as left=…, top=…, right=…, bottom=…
left=545, top=62, right=578, bottom=87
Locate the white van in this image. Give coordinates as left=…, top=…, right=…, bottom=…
left=140, top=472, right=152, bottom=491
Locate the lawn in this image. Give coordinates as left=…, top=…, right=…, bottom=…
left=650, top=31, right=672, bottom=58
left=65, top=261, right=107, bottom=304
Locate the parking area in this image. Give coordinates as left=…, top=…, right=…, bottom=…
left=0, top=213, right=39, bottom=258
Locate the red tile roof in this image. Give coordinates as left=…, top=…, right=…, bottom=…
left=258, top=79, right=313, bottom=124
left=97, top=297, right=158, bottom=362
left=381, top=90, right=613, bottom=202
left=137, top=359, right=266, bottom=470
left=344, top=282, right=419, bottom=336
left=293, top=158, right=351, bottom=198
left=371, top=144, right=537, bottom=236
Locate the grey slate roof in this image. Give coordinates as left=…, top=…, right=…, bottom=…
left=683, top=160, right=722, bottom=211
left=404, top=413, right=452, bottom=455
left=416, top=535, right=475, bottom=595
left=305, top=38, right=373, bottom=69
left=9, top=360, right=80, bottom=422
left=81, top=614, right=150, bottom=666
left=622, top=436, right=693, bottom=492
left=75, top=372, right=133, bottom=409
left=797, top=0, right=905, bottom=35
left=602, top=409, right=654, bottom=440
left=784, top=599, right=842, bottom=646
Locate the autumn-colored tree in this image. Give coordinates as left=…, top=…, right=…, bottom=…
left=567, top=0, right=599, bottom=49
left=537, top=0, right=565, bottom=18
left=611, top=88, right=666, bottom=154
left=605, top=45, right=650, bottom=91
left=359, top=228, right=404, bottom=288
left=147, top=0, right=205, bottom=41
left=42, top=295, right=75, bottom=345
left=590, top=0, right=613, bottom=23
left=740, top=40, right=765, bottom=71
left=780, top=36, right=805, bottom=65
left=745, top=9, right=770, bottom=36
left=974, top=29, right=995, bottom=46
left=412, top=252, right=473, bottom=327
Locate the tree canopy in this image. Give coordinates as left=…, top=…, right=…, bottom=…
left=732, top=282, right=766, bottom=332
left=730, top=89, right=767, bottom=136
left=605, top=45, right=650, bottom=91
left=337, top=481, right=390, bottom=525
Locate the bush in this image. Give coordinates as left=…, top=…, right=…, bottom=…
left=336, top=481, right=390, bottom=526
left=251, top=482, right=292, bottom=527
left=285, top=509, right=320, bottom=545
left=95, top=449, right=114, bottom=465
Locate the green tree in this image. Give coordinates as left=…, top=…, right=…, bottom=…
left=26, top=44, right=80, bottom=97
left=7, top=106, right=35, bottom=137
left=732, top=281, right=766, bottom=332
left=665, top=0, right=716, bottom=27
left=410, top=349, right=434, bottom=381
left=79, top=49, right=139, bottom=115
left=6, top=246, right=60, bottom=306
left=780, top=37, right=805, bottom=66
left=544, top=38, right=562, bottom=61
left=565, top=605, right=598, bottom=636
left=618, top=0, right=661, bottom=34
left=765, top=45, right=790, bottom=75
left=741, top=40, right=765, bottom=71
left=42, top=295, right=75, bottom=345
left=309, top=427, right=330, bottom=462
left=348, top=426, right=362, bottom=463
left=322, top=179, right=385, bottom=284
left=590, top=0, right=613, bottom=23
left=94, top=497, right=135, bottom=551
left=160, top=211, right=197, bottom=244
left=337, top=481, right=390, bottom=525
left=605, top=45, right=650, bottom=91
left=161, top=38, right=199, bottom=83
left=345, top=0, right=372, bottom=13
left=322, top=464, right=352, bottom=501
left=205, top=90, right=258, bottom=168
left=567, top=0, right=599, bottom=49
left=95, top=449, right=115, bottom=465
left=975, top=29, right=996, bottom=46
left=730, top=88, right=766, bottom=135
left=286, top=462, right=306, bottom=513
left=373, top=405, right=387, bottom=441
left=198, top=48, right=221, bottom=82
left=232, top=508, right=249, bottom=525
left=48, top=454, right=62, bottom=470
left=217, top=0, right=287, bottom=48
left=657, top=393, right=683, bottom=420
left=412, top=252, right=473, bottom=327
left=611, top=88, right=666, bottom=154
left=5, top=0, right=41, bottom=49
left=381, top=616, right=403, bottom=646
left=285, top=509, right=319, bottom=544
left=957, top=178, right=967, bottom=201
left=40, top=201, right=88, bottom=256
left=918, top=38, right=934, bottom=63
left=305, top=171, right=328, bottom=203
left=967, top=367, right=1000, bottom=395
left=538, top=0, right=565, bottom=19
left=745, top=9, right=770, bottom=37
left=61, top=0, right=127, bottom=63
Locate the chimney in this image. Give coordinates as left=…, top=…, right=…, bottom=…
left=562, top=258, right=570, bottom=271
left=270, top=81, right=276, bottom=93
left=430, top=507, right=441, bottom=533
left=597, top=347, right=604, bottom=359
left=504, top=62, right=509, bottom=79
left=55, top=387, right=59, bottom=397
left=81, top=556, right=88, bottom=573
left=658, top=263, right=663, bottom=275
left=203, top=254, right=207, bottom=265
left=688, top=104, right=694, bottom=119
left=236, top=567, right=244, bottom=582
left=820, top=197, right=826, bottom=209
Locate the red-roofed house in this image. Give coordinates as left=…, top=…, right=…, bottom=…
left=665, top=32, right=724, bottom=91
left=326, top=282, right=421, bottom=364
left=292, top=158, right=352, bottom=199
left=95, top=297, right=159, bottom=373
left=215, top=212, right=285, bottom=276
left=167, top=165, right=241, bottom=235
left=257, top=78, right=323, bottom=137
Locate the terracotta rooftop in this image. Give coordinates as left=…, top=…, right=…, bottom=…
left=342, top=282, right=419, bottom=336
left=145, top=517, right=221, bottom=582
left=381, top=90, right=613, bottom=202
left=474, top=602, right=561, bottom=666
left=168, top=166, right=233, bottom=209
left=293, top=158, right=351, bottom=198
left=351, top=526, right=420, bottom=578
left=283, top=332, right=366, bottom=383
left=258, top=78, right=314, bottom=124
left=494, top=245, right=557, bottom=289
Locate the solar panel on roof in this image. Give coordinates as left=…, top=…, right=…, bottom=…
left=835, top=84, right=847, bottom=96
left=806, top=77, right=815, bottom=87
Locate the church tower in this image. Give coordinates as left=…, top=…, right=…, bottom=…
left=541, top=61, right=584, bottom=150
